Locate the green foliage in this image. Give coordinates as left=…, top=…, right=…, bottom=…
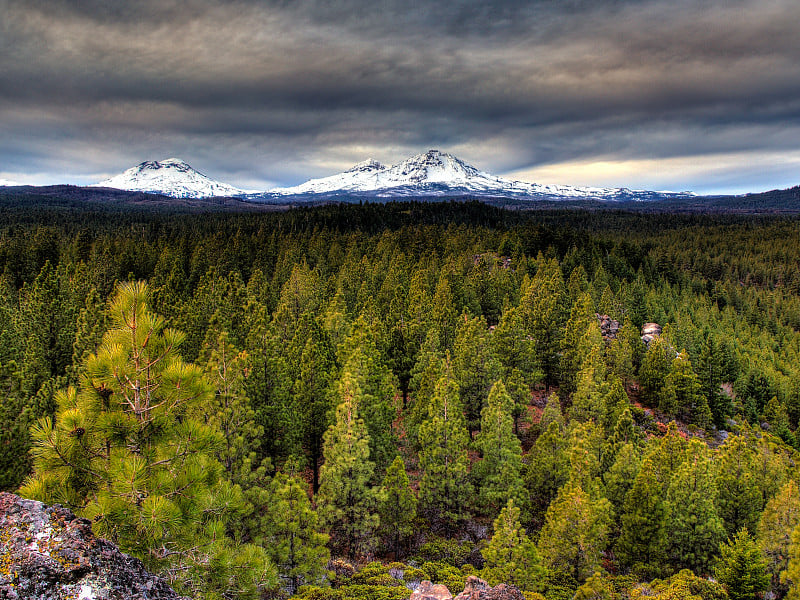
left=714, top=529, right=770, bottom=600
left=758, top=480, right=800, bottom=594
left=715, top=432, right=763, bottom=538
left=20, top=282, right=275, bottom=599
left=413, top=537, right=473, bottom=568
left=474, top=380, right=526, bottom=515
left=317, top=373, right=379, bottom=560
left=665, top=442, right=725, bottom=574
left=520, top=255, right=567, bottom=390
left=453, top=314, right=502, bottom=434
left=482, top=499, right=545, bottom=591
left=638, top=334, right=674, bottom=414
left=538, top=482, right=612, bottom=583
left=560, top=293, right=597, bottom=396
left=616, top=458, right=669, bottom=579
left=418, top=363, right=473, bottom=530
left=525, top=420, right=569, bottom=527
left=7, top=201, right=800, bottom=599
left=377, top=456, right=417, bottom=558
left=262, top=472, right=330, bottom=596
left=631, top=570, right=728, bottom=600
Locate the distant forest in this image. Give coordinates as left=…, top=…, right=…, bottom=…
left=2, top=199, right=800, bottom=600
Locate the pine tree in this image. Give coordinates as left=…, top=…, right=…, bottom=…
left=482, top=499, right=545, bottom=590
left=525, top=420, right=569, bottom=527
left=758, top=480, right=800, bottom=594
left=0, top=362, right=31, bottom=490
left=567, top=420, right=604, bottom=492
left=539, top=391, right=565, bottom=431
left=492, top=304, right=539, bottom=388
left=667, top=350, right=710, bottom=428
left=262, top=472, right=330, bottom=596
left=505, top=367, right=532, bottom=435
left=697, top=334, right=733, bottom=429
left=198, top=329, right=262, bottom=479
left=407, top=331, right=445, bottom=447
left=418, top=365, right=473, bottom=530
left=520, top=256, right=567, bottom=390
left=602, top=441, right=642, bottom=518
left=337, top=320, right=398, bottom=476
left=569, top=343, right=607, bottom=424
left=606, top=321, right=640, bottom=389
left=453, top=314, right=502, bottom=434
left=715, top=529, right=770, bottom=600
left=665, top=443, right=725, bottom=574
left=639, top=335, right=674, bottom=413
left=715, top=433, right=762, bottom=538
left=377, top=456, right=418, bottom=558
left=616, top=458, right=669, bottom=579
left=294, top=332, right=338, bottom=492
left=20, top=282, right=275, bottom=598
left=600, top=403, right=641, bottom=474
left=316, top=373, right=379, bottom=559
left=474, top=380, right=526, bottom=515
left=538, top=482, right=612, bottom=583
left=560, top=293, right=596, bottom=396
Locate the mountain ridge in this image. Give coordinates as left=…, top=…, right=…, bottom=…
left=261, top=149, right=695, bottom=202
left=91, top=150, right=697, bottom=202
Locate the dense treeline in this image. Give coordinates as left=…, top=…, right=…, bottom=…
left=2, top=201, right=800, bottom=599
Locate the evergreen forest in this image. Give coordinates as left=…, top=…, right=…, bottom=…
left=3, top=199, right=800, bottom=600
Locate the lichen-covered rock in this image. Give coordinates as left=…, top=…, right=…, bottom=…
left=410, top=580, right=453, bottom=600
left=453, top=576, right=525, bottom=600
left=0, top=492, right=186, bottom=600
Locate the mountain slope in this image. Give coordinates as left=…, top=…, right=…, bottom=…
left=264, top=149, right=694, bottom=202
left=91, top=158, right=245, bottom=198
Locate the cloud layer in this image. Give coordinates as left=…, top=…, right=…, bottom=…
left=2, top=0, right=800, bottom=193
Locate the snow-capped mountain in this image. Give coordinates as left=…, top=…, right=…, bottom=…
left=0, top=178, right=21, bottom=186
left=265, top=149, right=693, bottom=201
left=91, top=158, right=245, bottom=198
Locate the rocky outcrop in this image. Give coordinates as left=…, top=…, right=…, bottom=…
left=411, top=580, right=453, bottom=600
left=408, top=577, right=525, bottom=600
left=641, top=322, right=662, bottom=346
left=596, top=314, right=620, bottom=341
left=454, top=576, right=525, bottom=600
left=0, top=492, right=185, bottom=600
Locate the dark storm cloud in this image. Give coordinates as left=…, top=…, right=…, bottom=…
left=2, top=0, right=800, bottom=192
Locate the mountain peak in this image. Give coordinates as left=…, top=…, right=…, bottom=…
left=91, top=159, right=244, bottom=198
left=346, top=159, right=386, bottom=173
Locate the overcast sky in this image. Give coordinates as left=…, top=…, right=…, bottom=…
left=2, top=0, right=800, bottom=194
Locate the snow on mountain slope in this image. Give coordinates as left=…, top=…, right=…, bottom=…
left=91, top=159, right=245, bottom=198
left=267, top=149, right=694, bottom=201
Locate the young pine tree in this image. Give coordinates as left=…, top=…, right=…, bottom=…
left=474, top=380, right=526, bottom=516
left=262, top=472, right=330, bottom=596
left=482, top=499, right=545, bottom=591
left=525, top=420, right=569, bottom=528
left=377, top=456, right=418, bottom=558
left=615, top=458, right=670, bottom=579
left=758, top=480, right=800, bottom=594
left=665, top=444, right=725, bottom=574
left=20, top=282, right=275, bottom=599
left=715, top=529, right=770, bottom=600
left=418, top=364, right=473, bottom=530
left=316, top=373, right=379, bottom=560
left=538, top=482, right=612, bottom=583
